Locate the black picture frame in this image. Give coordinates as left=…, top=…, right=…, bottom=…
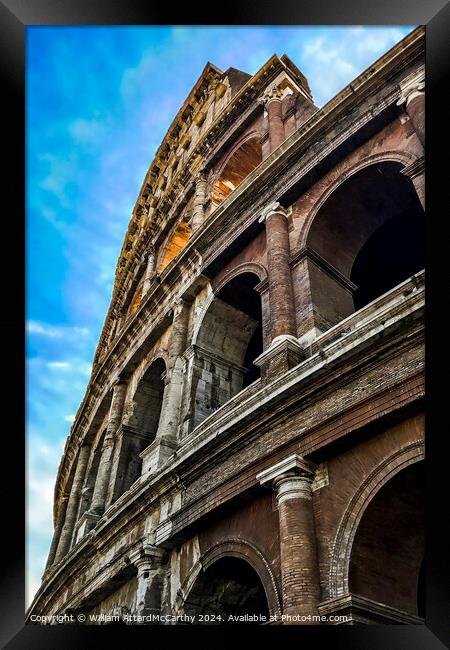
left=5, top=0, right=449, bottom=647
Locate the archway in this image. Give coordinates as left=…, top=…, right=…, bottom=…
left=128, top=358, right=166, bottom=436
left=183, top=557, right=270, bottom=624
left=158, top=218, right=191, bottom=273
left=191, top=272, right=263, bottom=428
left=348, top=461, right=424, bottom=616
left=128, top=281, right=144, bottom=316
left=305, top=161, right=425, bottom=330
left=211, top=137, right=262, bottom=207
left=117, top=358, right=166, bottom=492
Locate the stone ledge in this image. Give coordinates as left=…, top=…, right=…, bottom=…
left=318, top=593, right=424, bottom=625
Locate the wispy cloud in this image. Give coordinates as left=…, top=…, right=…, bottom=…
left=47, top=361, right=71, bottom=369
left=26, top=321, right=89, bottom=338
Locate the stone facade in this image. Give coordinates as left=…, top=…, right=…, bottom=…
left=28, top=28, right=425, bottom=626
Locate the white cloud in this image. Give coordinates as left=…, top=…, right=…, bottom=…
left=47, top=361, right=71, bottom=369
left=64, top=414, right=75, bottom=423
left=26, top=321, right=89, bottom=339
left=39, top=153, right=75, bottom=207
left=295, top=27, right=413, bottom=106
left=26, top=435, right=65, bottom=605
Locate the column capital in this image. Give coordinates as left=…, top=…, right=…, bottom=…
left=259, top=84, right=283, bottom=105
left=396, top=67, right=425, bottom=107
left=172, top=297, right=190, bottom=319
left=400, top=156, right=425, bottom=180
left=76, top=440, right=91, bottom=452
left=257, top=454, right=316, bottom=504
left=196, top=170, right=208, bottom=185
left=259, top=201, right=290, bottom=223
left=129, top=543, right=165, bottom=571
left=111, top=374, right=129, bottom=389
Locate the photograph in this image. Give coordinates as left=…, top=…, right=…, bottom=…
left=24, top=22, right=428, bottom=629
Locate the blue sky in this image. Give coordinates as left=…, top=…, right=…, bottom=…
left=26, top=24, right=415, bottom=606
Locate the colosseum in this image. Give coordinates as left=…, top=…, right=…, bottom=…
left=28, top=26, right=425, bottom=625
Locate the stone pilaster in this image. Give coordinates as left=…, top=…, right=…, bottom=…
left=89, top=379, right=127, bottom=517
left=142, top=245, right=156, bottom=294
left=397, top=67, right=425, bottom=148
left=53, top=443, right=90, bottom=564
left=255, top=202, right=304, bottom=379
left=401, top=156, right=425, bottom=211
left=191, top=172, right=208, bottom=232
left=257, top=455, right=320, bottom=623
left=291, top=247, right=356, bottom=346
left=141, top=299, right=190, bottom=474
left=158, top=299, right=190, bottom=439
left=260, top=86, right=285, bottom=153
left=130, top=543, right=166, bottom=622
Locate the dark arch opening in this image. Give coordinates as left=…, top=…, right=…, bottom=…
left=351, top=208, right=425, bottom=310
left=349, top=461, right=425, bottom=617
left=115, top=358, right=166, bottom=496
left=192, top=272, right=263, bottom=428
left=130, top=358, right=166, bottom=437
left=305, top=161, right=425, bottom=331
left=216, top=273, right=263, bottom=389
left=183, top=557, right=270, bottom=624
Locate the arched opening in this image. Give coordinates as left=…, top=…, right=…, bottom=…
left=305, top=161, right=425, bottom=331
left=211, top=138, right=262, bottom=207
left=130, top=359, right=166, bottom=436
left=191, top=272, right=263, bottom=428
left=183, top=557, right=270, bottom=624
left=351, top=208, right=424, bottom=310
left=128, top=282, right=144, bottom=316
left=118, top=358, right=166, bottom=491
left=158, top=218, right=191, bottom=273
left=348, top=461, right=424, bottom=616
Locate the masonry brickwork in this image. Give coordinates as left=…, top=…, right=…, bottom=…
left=28, top=28, right=425, bottom=626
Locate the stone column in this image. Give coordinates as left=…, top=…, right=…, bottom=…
left=89, top=379, right=127, bottom=517
left=255, top=202, right=304, bottom=379
left=130, top=543, right=166, bottom=622
left=191, top=172, right=208, bottom=232
left=263, top=202, right=296, bottom=340
left=44, top=495, right=69, bottom=572
left=140, top=299, right=190, bottom=474
left=159, top=298, right=190, bottom=438
left=397, top=67, right=425, bottom=148
left=53, top=443, right=90, bottom=564
left=261, top=86, right=285, bottom=153
left=257, top=455, right=320, bottom=623
left=142, top=245, right=156, bottom=294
